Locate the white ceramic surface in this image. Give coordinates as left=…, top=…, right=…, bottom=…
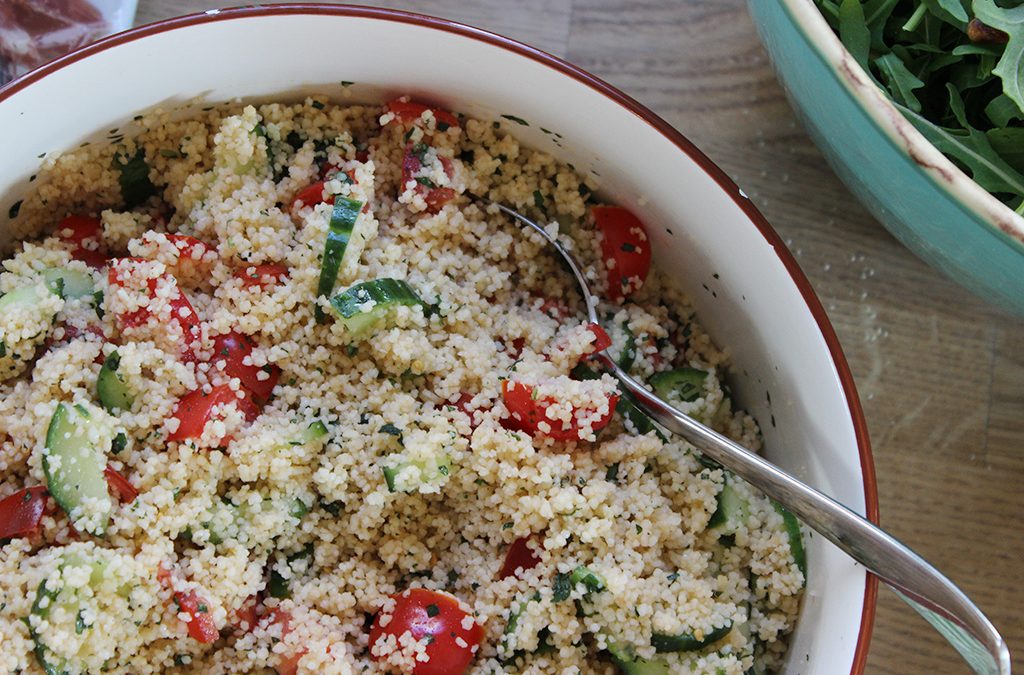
left=0, top=6, right=878, bottom=673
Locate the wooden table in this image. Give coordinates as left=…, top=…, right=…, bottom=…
left=133, top=2, right=1024, bottom=672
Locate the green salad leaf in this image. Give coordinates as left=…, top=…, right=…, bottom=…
left=814, top=0, right=1024, bottom=211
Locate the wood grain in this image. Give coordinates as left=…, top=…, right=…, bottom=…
left=133, top=2, right=1024, bottom=672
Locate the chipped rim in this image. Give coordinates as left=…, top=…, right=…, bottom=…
left=0, top=4, right=879, bottom=673
left=780, top=0, right=1024, bottom=251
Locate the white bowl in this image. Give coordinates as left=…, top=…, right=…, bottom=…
left=0, top=5, right=878, bottom=673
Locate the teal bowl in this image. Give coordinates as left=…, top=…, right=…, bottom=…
left=748, top=0, right=1024, bottom=314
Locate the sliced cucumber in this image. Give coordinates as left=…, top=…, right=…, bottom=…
left=607, top=643, right=671, bottom=675
left=382, top=453, right=452, bottom=493
left=501, top=591, right=542, bottom=661
left=651, top=620, right=733, bottom=653
left=649, top=367, right=708, bottom=403
left=297, top=420, right=328, bottom=443
left=29, top=552, right=107, bottom=675
left=773, top=501, right=807, bottom=581
left=42, top=268, right=95, bottom=300
left=707, top=474, right=750, bottom=537
left=315, top=196, right=363, bottom=323
left=570, top=565, right=606, bottom=593
left=43, top=403, right=114, bottom=536
left=329, top=278, right=423, bottom=338
left=97, top=350, right=135, bottom=413
left=0, top=282, right=56, bottom=311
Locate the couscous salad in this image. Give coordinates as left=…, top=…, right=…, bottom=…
left=0, top=97, right=805, bottom=674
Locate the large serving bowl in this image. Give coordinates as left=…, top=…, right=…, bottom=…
left=0, top=5, right=878, bottom=673
left=749, top=0, right=1024, bottom=315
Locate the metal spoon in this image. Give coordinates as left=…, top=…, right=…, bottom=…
left=478, top=196, right=1011, bottom=675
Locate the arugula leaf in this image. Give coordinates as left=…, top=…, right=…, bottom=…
left=973, top=0, right=1024, bottom=112
left=839, top=0, right=871, bottom=68
left=897, top=102, right=1024, bottom=197
left=985, top=94, right=1024, bottom=127
left=986, top=128, right=1024, bottom=174
left=874, top=53, right=926, bottom=111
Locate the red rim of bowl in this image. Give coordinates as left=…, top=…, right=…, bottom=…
left=0, top=4, right=879, bottom=671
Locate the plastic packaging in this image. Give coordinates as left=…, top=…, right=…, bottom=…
left=0, top=0, right=138, bottom=84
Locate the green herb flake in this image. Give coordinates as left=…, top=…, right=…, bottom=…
left=552, top=572, right=572, bottom=602
left=115, top=149, right=157, bottom=208
left=426, top=603, right=440, bottom=617
left=7, top=200, right=22, bottom=219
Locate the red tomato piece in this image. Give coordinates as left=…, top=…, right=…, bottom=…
left=501, top=380, right=618, bottom=441
left=0, top=486, right=49, bottom=540
left=108, top=258, right=203, bottom=362
left=234, top=263, right=290, bottom=289
left=164, top=233, right=211, bottom=258
left=157, top=565, right=219, bottom=643
left=592, top=206, right=652, bottom=301
left=167, top=384, right=260, bottom=443
left=103, top=465, right=139, bottom=504
left=291, top=181, right=330, bottom=216
left=234, top=594, right=261, bottom=633
left=448, top=392, right=489, bottom=431
left=537, top=297, right=570, bottom=320
left=261, top=608, right=307, bottom=674
left=211, top=332, right=280, bottom=404
left=423, top=186, right=456, bottom=212
left=56, top=215, right=106, bottom=267
left=369, top=588, right=483, bottom=675
left=384, top=99, right=460, bottom=130
left=177, top=588, right=219, bottom=643
left=498, top=536, right=541, bottom=579
left=586, top=324, right=612, bottom=353
left=400, top=143, right=457, bottom=214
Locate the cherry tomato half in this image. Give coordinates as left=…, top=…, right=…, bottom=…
left=369, top=588, right=483, bottom=675
left=167, top=384, right=260, bottom=443
left=384, top=99, right=460, bottom=130
left=401, top=142, right=456, bottom=214
left=103, top=466, right=139, bottom=504
left=592, top=206, right=651, bottom=301
left=108, top=257, right=203, bottom=362
left=263, top=608, right=307, bottom=675
left=291, top=181, right=330, bottom=214
left=0, top=486, right=49, bottom=540
left=157, top=565, right=219, bottom=644
left=501, top=380, right=618, bottom=441
left=586, top=324, right=612, bottom=353
left=498, top=536, right=542, bottom=579
left=56, top=215, right=107, bottom=267
left=211, top=332, right=280, bottom=404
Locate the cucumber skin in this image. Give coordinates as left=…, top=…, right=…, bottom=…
left=651, top=620, right=733, bottom=653
left=29, top=579, right=70, bottom=675
left=649, top=367, right=708, bottom=403
left=97, top=351, right=135, bottom=413
left=773, top=501, right=807, bottom=581
left=607, top=643, right=671, bottom=675
left=43, top=403, right=113, bottom=537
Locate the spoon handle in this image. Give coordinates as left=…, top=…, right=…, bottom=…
left=603, top=356, right=1011, bottom=675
